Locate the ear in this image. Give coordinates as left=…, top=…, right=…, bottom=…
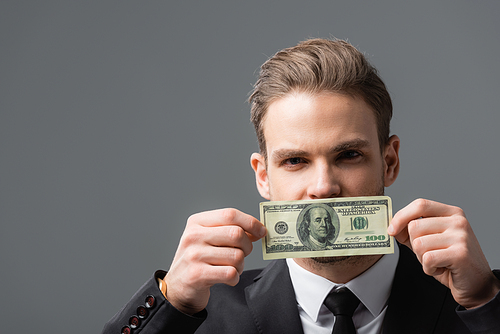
left=383, top=135, right=400, bottom=187
left=250, top=152, right=270, bottom=200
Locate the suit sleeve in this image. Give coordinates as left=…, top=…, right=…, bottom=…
left=101, top=271, right=207, bottom=334
left=456, top=270, right=500, bottom=334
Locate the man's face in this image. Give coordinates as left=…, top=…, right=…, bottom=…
left=309, top=207, right=330, bottom=242
left=251, top=91, right=399, bottom=201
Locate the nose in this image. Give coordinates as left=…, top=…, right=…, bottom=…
left=307, top=161, right=340, bottom=199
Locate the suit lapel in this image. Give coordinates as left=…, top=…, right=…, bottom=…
left=244, top=246, right=463, bottom=334
left=382, top=245, right=450, bottom=334
left=245, top=260, right=304, bottom=334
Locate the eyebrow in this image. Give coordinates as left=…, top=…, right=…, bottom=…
left=270, top=138, right=371, bottom=161
left=271, top=149, right=308, bottom=162
left=331, top=138, right=370, bottom=153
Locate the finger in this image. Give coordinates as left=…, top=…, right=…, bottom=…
left=203, top=225, right=254, bottom=256
left=389, top=199, right=462, bottom=236
left=390, top=225, right=410, bottom=249
left=190, top=209, right=267, bottom=239
left=419, top=248, right=454, bottom=276
left=411, top=233, right=453, bottom=263
left=407, top=217, right=448, bottom=242
left=197, top=247, right=246, bottom=274
left=246, top=229, right=267, bottom=243
left=192, top=264, right=241, bottom=287
left=180, top=226, right=253, bottom=257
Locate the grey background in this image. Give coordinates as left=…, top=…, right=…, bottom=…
left=1, top=1, right=499, bottom=333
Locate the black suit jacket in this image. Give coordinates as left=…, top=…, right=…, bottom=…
left=102, top=245, right=500, bottom=333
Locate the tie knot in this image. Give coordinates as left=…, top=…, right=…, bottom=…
left=324, top=287, right=360, bottom=317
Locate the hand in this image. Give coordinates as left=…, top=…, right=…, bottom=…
left=164, top=208, right=267, bottom=315
left=388, top=198, right=500, bottom=309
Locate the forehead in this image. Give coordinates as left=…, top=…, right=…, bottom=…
left=263, top=91, right=379, bottom=155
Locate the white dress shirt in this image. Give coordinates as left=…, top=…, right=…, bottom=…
left=286, top=243, right=400, bottom=334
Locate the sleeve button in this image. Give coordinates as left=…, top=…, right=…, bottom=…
left=121, top=325, right=131, bottom=334
left=137, top=305, right=149, bottom=319
left=145, top=295, right=156, bottom=308
left=129, top=315, right=140, bottom=329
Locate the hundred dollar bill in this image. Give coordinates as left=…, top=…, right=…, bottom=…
left=261, top=196, right=394, bottom=260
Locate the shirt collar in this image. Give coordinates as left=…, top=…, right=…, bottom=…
left=286, top=243, right=399, bottom=322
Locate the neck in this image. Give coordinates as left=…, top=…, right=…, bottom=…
left=293, top=254, right=383, bottom=283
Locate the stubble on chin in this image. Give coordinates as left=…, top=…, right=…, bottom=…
left=299, top=254, right=383, bottom=282
left=311, top=256, right=351, bottom=264
left=308, top=255, right=377, bottom=267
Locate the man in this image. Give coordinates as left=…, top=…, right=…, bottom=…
left=102, top=39, right=500, bottom=334
left=298, top=205, right=338, bottom=250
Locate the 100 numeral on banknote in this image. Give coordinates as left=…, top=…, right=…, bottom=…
left=260, top=196, right=394, bottom=260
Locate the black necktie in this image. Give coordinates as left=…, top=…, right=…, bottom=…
left=323, top=287, right=360, bottom=334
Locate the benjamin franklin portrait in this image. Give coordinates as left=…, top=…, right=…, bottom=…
left=297, top=203, right=340, bottom=250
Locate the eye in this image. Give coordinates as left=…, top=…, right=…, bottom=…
left=287, top=157, right=303, bottom=165
left=339, top=150, right=362, bottom=160
left=280, top=157, right=306, bottom=168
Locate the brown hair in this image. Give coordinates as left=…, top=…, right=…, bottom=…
left=249, top=38, right=392, bottom=158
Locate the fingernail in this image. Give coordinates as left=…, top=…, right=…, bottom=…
left=260, top=225, right=267, bottom=237
left=387, top=225, right=394, bottom=235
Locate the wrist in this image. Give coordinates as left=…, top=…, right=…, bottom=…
left=465, top=273, right=500, bottom=310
